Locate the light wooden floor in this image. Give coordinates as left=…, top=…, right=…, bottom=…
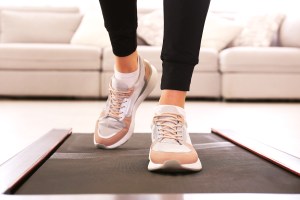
left=1, top=100, right=300, bottom=164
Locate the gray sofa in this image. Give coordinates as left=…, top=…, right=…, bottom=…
left=0, top=6, right=299, bottom=100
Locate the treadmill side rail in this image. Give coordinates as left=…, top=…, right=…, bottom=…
left=211, top=128, right=300, bottom=177
left=0, top=129, right=72, bottom=194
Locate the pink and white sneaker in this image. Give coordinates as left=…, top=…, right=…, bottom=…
left=94, top=56, right=158, bottom=149
left=148, top=105, right=202, bottom=172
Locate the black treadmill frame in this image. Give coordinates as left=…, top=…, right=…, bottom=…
left=0, top=128, right=299, bottom=200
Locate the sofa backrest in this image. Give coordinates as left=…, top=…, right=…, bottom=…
left=279, top=14, right=300, bottom=48
left=0, top=6, right=82, bottom=44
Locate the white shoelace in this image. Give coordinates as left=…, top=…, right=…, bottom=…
left=106, top=84, right=133, bottom=120
left=153, top=113, right=184, bottom=143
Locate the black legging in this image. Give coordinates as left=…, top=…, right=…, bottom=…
left=99, top=0, right=211, bottom=91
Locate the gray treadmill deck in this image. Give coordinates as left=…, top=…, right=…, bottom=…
left=14, top=133, right=300, bottom=194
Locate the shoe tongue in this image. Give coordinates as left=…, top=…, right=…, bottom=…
left=154, top=105, right=186, bottom=118
left=111, top=76, right=129, bottom=91
left=155, top=105, right=185, bottom=144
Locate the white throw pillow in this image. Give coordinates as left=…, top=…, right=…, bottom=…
left=71, top=12, right=111, bottom=48
left=137, top=10, right=164, bottom=46
left=233, top=13, right=285, bottom=47
left=137, top=10, right=243, bottom=51
left=201, top=14, right=243, bottom=51
left=1, top=11, right=82, bottom=43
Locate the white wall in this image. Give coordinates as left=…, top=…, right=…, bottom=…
left=210, top=0, right=298, bottom=13
left=0, top=0, right=298, bottom=13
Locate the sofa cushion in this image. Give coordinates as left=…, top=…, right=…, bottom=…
left=222, top=73, right=300, bottom=99
left=0, top=43, right=101, bottom=70
left=1, top=11, right=82, bottom=43
left=0, top=6, right=79, bottom=35
left=71, top=11, right=110, bottom=48
left=279, top=14, right=300, bottom=48
left=232, top=13, right=285, bottom=47
left=102, top=46, right=218, bottom=72
left=0, top=70, right=101, bottom=97
left=220, top=47, right=300, bottom=73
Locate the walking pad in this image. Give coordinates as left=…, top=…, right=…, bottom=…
left=1, top=129, right=299, bottom=199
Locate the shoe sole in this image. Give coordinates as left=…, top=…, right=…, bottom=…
left=148, top=159, right=202, bottom=172
left=94, top=62, right=158, bottom=149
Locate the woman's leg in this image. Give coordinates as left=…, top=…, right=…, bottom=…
left=94, top=0, right=158, bottom=149
left=99, top=0, right=138, bottom=72
left=148, top=0, right=211, bottom=172
left=159, top=0, right=211, bottom=108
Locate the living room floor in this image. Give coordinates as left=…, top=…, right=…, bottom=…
left=1, top=99, right=300, bottom=164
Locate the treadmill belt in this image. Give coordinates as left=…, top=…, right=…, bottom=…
left=15, top=133, right=300, bottom=194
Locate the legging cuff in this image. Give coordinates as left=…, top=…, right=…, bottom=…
left=108, top=29, right=137, bottom=57
left=160, top=62, right=195, bottom=91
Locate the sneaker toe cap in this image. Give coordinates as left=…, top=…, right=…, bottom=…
left=94, top=119, right=128, bottom=147
left=150, top=143, right=199, bottom=165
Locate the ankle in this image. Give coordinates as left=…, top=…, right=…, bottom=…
left=115, top=51, right=138, bottom=73
left=159, top=90, right=186, bottom=108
